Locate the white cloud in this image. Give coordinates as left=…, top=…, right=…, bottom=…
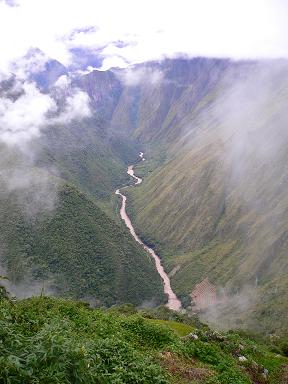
left=118, top=67, right=163, bottom=86
left=0, top=75, right=91, bottom=217
left=0, top=81, right=55, bottom=146
left=10, top=49, right=48, bottom=79
left=53, top=74, right=71, bottom=89
left=51, top=90, right=91, bottom=124
left=0, top=79, right=91, bottom=148
left=0, top=0, right=287, bottom=72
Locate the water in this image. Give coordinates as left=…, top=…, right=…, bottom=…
left=115, top=153, right=181, bottom=311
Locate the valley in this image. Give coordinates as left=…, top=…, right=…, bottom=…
left=1, top=57, right=288, bottom=336
left=109, top=58, right=288, bottom=335
left=1, top=2, right=288, bottom=382
left=116, top=153, right=181, bottom=311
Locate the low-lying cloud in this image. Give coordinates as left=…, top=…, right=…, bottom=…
left=0, top=264, right=55, bottom=299
left=0, top=76, right=91, bottom=149
left=0, top=163, right=59, bottom=217
left=178, top=61, right=288, bottom=330
left=0, top=58, right=92, bottom=296
left=200, top=285, right=258, bottom=331
left=0, top=81, right=54, bottom=147
left=52, top=89, right=91, bottom=124
left=0, top=63, right=91, bottom=221
left=117, top=66, right=163, bottom=87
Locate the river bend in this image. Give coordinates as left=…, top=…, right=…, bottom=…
left=115, top=152, right=181, bottom=311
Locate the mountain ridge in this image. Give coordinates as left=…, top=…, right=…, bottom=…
left=1, top=56, right=288, bottom=333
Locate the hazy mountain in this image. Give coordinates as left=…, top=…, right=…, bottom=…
left=111, top=58, right=288, bottom=334
left=69, top=57, right=288, bottom=334
left=2, top=56, right=288, bottom=333
left=0, top=65, right=165, bottom=306
left=69, top=47, right=103, bottom=71
left=23, top=48, right=68, bottom=90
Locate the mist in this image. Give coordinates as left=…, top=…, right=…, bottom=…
left=0, top=68, right=91, bottom=212
left=0, top=52, right=92, bottom=297
left=0, top=261, right=55, bottom=299
left=116, top=66, right=164, bottom=87
left=199, top=285, right=258, bottom=331
left=177, top=60, right=288, bottom=330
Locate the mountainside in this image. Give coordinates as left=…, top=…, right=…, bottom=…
left=0, top=71, right=164, bottom=306
left=67, top=57, right=288, bottom=334
left=0, top=181, right=165, bottom=306
left=0, top=163, right=164, bottom=305
left=117, top=59, right=288, bottom=334
left=1, top=293, right=288, bottom=383
left=38, top=115, right=139, bottom=201
left=2, top=56, right=288, bottom=333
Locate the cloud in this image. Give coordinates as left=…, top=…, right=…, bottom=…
left=0, top=263, right=55, bottom=299
left=0, top=78, right=91, bottom=148
left=177, top=62, right=288, bottom=326
left=2, top=0, right=19, bottom=7
left=0, top=81, right=55, bottom=216
left=117, top=66, right=164, bottom=86
left=0, top=162, right=59, bottom=216
left=0, top=81, right=55, bottom=147
left=10, top=49, right=49, bottom=79
left=200, top=285, right=258, bottom=331
left=0, top=73, right=91, bottom=219
left=51, top=90, right=91, bottom=124
left=53, top=74, right=71, bottom=89
left=0, top=0, right=287, bottom=73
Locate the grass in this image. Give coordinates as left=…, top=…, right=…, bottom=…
left=0, top=294, right=288, bottom=383
left=147, top=319, right=195, bottom=337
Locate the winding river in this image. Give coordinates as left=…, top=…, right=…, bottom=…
left=115, top=152, right=182, bottom=311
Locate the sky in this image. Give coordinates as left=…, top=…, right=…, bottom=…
left=0, top=0, right=287, bottom=71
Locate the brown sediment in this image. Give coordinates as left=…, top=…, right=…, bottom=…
left=115, top=153, right=181, bottom=311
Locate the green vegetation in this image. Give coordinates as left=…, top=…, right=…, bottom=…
left=124, top=61, right=288, bottom=335
left=40, top=118, right=140, bottom=200
left=0, top=294, right=287, bottom=383
left=0, top=109, right=165, bottom=306
left=2, top=57, right=288, bottom=345
left=147, top=319, right=195, bottom=337
left=0, top=183, right=165, bottom=306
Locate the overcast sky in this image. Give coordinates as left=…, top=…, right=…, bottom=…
left=0, top=0, right=287, bottom=71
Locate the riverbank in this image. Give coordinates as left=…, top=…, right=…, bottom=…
left=116, top=153, right=181, bottom=311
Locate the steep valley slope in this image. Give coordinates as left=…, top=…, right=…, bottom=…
left=2, top=57, right=288, bottom=333
left=120, top=59, right=288, bottom=334
left=0, top=75, right=165, bottom=306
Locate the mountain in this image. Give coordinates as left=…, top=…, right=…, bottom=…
left=0, top=180, right=165, bottom=306
left=2, top=56, right=288, bottom=333
left=0, top=73, right=165, bottom=307
left=23, top=48, right=68, bottom=90
left=69, top=47, right=103, bottom=71
left=66, top=57, right=288, bottom=334
left=112, top=59, right=288, bottom=334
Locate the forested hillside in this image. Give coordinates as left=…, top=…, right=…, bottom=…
left=2, top=57, right=288, bottom=330
left=0, top=73, right=164, bottom=305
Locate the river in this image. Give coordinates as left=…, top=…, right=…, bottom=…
left=115, top=152, right=181, bottom=311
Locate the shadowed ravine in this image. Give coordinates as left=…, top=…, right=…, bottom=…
left=116, top=153, right=182, bottom=311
